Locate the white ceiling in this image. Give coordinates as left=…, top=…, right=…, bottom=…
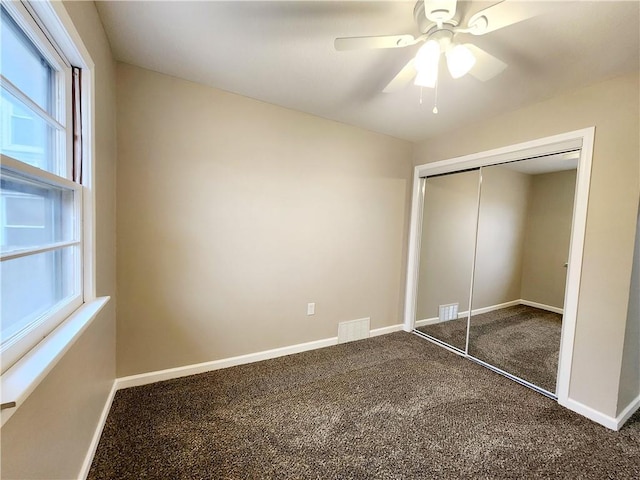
left=95, top=1, right=640, bottom=143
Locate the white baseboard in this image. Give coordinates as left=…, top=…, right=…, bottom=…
left=115, top=324, right=403, bottom=390
left=560, top=397, right=618, bottom=430
left=520, top=299, right=564, bottom=315
left=415, top=316, right=440, bottom=327
left=415, top=300, right=522, bottom=327
left=79, top=381, right=117, bottom=480
left=469, top=299, right=522, bottom=316
left=370, top=324, right=404, bottom=337
left=616, top=394, right=640, bottom=430
left=415, top=299, right=563, bottom=329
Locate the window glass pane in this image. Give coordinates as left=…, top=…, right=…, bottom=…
left=0, top=3, right=82, bottom=371
left=0, top=172, right=74, bottom=252
left=0, top=6, right=53, bottom=113
left=0, top=88, right=55, bottom=171
left=1, top=246, right=77, bottom=342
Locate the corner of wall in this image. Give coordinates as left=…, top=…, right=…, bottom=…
left=616, top=200, right=640, bottom=419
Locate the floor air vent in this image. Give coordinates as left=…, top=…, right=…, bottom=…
left=439, top=303, right=459, bottom=322
left=338, top=317, right=370, bottom=344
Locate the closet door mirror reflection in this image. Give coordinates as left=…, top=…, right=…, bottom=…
left=414, top=170, right=480, bottom=352
left=467, top=156, right=578, bottom=394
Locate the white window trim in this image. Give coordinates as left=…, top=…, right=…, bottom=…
left=1, top=297, right=109, bottom=426
left=23, top=0, right=97, bottom=299
left=1, top=0, right=71, bottom=178
left=1, top=154, right=84, bottom=370
left=0, top=0, right=109, bottom=426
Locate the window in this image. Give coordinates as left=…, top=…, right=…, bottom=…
left=0, top=2, right=82, bottom=373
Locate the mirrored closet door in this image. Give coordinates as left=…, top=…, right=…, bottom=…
left=414, top=169, right=480, bottom=352
left=468, top=157, right=577, bottom=395
left=413, top=151, right=579, bottom=397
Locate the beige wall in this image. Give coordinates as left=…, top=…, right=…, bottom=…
left=1, top=2, right=117, bottom=478
left=617, top=202, right=640, bottom=415
left=414, top=72, right=640, bottom=417
left=0, top=306, right=115, bottom=480
left=473, top=166, right=530, bottom=310
left=521, top=170, right=577, bottom=309
left=116, top=63, right=413, bottom=377
left=416, top=170, right=479, bottom=320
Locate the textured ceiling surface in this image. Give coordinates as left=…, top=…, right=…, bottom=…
left=96, top=1, right=640, bottom=142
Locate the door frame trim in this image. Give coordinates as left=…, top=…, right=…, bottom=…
left=403, top=127, right=595, bottom=409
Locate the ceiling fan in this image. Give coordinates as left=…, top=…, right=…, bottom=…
left=334, top=0, right=549, bottom=109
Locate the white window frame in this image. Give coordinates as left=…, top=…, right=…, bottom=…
left=1, top=0, right=79, bottom=372
left=1, top=155, right=83, bottom=370
left=1, top=0, right=72, bottom=177
left=1, top=0, right=107, bottom=426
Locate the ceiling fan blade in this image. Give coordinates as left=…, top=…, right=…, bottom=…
left=334, top=34, right=418, bottom=51
left=467, top=0, right=551, bottom=35
left=383, top=59, right=417, bottom=93
left=465, top=44, right=507, bottom=81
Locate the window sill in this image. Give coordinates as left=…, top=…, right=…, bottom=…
left=0, top=296, right=110, bottom=427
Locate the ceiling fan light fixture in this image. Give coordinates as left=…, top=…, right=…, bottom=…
left=446, top=43, right=476, bottom=79
left=413, top=39, right=440, bottom=72
left=414, top=66, right=438, bottom=88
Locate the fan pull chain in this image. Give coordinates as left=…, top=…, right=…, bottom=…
left=432, top=76, right=439, bottom=114
left=420, top=87, right=423, bottom=105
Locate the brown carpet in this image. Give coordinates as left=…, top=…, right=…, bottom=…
left=468, top=305, right=561, bottom=393
left=89, top=332, right=640, bottom=479
left=416, top=315, right=468, bottom=351
left=417, top=305, right=561, bottom=393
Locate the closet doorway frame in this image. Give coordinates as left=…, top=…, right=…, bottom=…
left=403, top=127, right=595, bottom=408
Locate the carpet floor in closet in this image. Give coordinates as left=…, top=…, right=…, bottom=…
left=417, top=304, right=561, bottom=392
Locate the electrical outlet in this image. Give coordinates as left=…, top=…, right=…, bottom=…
left=307, top=303, right=315, bottom=315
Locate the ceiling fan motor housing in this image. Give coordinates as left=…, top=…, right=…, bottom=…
left=428, top=28, right=454, bottom=51
left=414, top=0, right=458, bottom=33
